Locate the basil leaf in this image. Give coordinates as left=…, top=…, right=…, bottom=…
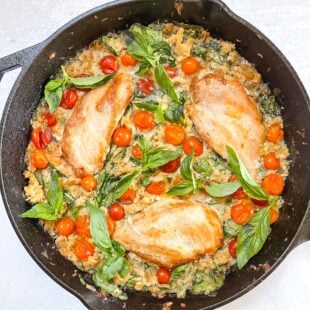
left=164, top=90, right=186, bottom=124
left=45, top=87, right=63, bottom=112
left=69, top=74, right=114, bottom=89
left=237, top=207, right=270, bottom=269
left=180, top=152, right=195, bottom=182
left=155, top=64, right=179, bottom=103
left=20, top=203, right=58, bottom=220
left=102, top=256, right=127, bottom=281
left=136, top=61, right=152, bottom=76
left=224, top=220, right=242, bottom=237
left=134, top=100, right=164, bottom=123
left=205, top=181, right=241, bottom=198
left=88, top=202, right=111, bottom=250
left=171, top=264, right=188, bottom=280
left=143, top=147, right=181, bottom=170
left=226, top=146, right=269, bottom=200
left=167, top=180, right=194, bottom=195
left=45, top=79, right=64, bottom=91
left=113, top=171, right=139, bottom=200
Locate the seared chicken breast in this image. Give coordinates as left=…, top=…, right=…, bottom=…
left=189, top=73, right=265, bottom=176
left=62, top=73, right=134, bottom=177
left=113, top=199, right=223, bottom=268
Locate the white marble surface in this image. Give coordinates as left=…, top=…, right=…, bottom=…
left=0, top=1, right=309, bottom=309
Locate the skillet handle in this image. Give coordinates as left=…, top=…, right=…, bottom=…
left=291, top=202, right=310, bottom=248
left=0, top=43, right=42, bottom=81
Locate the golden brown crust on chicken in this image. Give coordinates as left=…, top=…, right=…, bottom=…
left=61, top=73, right=134, bottom=178
left=113, top=199, right=223, bottom=268
left=189, top=73, right=265, bottom=176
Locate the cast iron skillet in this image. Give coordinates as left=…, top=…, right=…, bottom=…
left=0, top=0, right=309, bottom=309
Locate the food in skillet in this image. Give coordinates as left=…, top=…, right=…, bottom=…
left=22, top=22, right=289, bottom=299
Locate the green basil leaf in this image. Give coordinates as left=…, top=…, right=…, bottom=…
left=237, top=207, right=270, bottom=269
left=180, top=152, right=195, bottom=182
left=113, top=171, right=139, bottom=200
left=45, top=79, right=64, bottom=91
left=164, top=91, right=186, bottom=124
left=111, top=240, right=126, bottom=256
left=47, top=171, right=63, bottom=214
left=224, top=220, right=242, bottom=237
left=102, top=256, right=126, bottom=281
left=205, top=181, right=241, bottom=198
left=167, top=180, right=194, bottom=195
left=69, top=74, right=114, bottom=89
left=134, top=100, right=159, bottom=112
left=118, top=259, right=129, bottom=278
left=88, top=202, right=112, bottom=250
left=136, top=61, right=152, bottom=76
left=144, top=147, right=181, bottom=170
left=171, top=264, right=188, bottom=280
left=45, top=87, right=63, bottom=113
left=226, top=146, right=269, bottom=200
left=155, top=64, right=179, bottom=103
left=20, top=203, right=58, bottom=220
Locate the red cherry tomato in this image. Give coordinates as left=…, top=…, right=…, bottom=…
left=31, top=149, right=49, bottom=169
left=121, top=52, right=138, bottom=66
left=99, top=55, right=119, bottom=74
left=107, top=216, right=116, bottom=235
left=231, top=202, right=254, bottom=225
left=74, top=239, right=94, bottom=260
left=263, top=152, right=281, bottom=170
left=160, top=157, right=181, bottom=173
left=266, top=123, right=284, bottom=143
left=80, top=176, right=98, bottom=192
left=183, top=136, right=203, bottom=156
left=56, top=218, right=75, bottom=237
left=108, top=203, right=125, bottom=221
left=119, top=188, right=136, bottom=204
left=232, top=188, right=248, bottom=200
left=270, top=208, right=279, bottom=224
left=146, top=181, right=166, bottom=195
left=31, top=128, right=52, bottom=149
left=132, top=144, right=142, bottom=160
left=133, top=111, right=156, bottom=130
left=228, top=237, right=237, bottom=258
left=60, top=89, right=78, bottom=109
left=43, top=112, right=57, bottom=127
left=181, top=57, right=200, bottom=75
left=165, top=124, right=186, bottom=146
left=164, top=66, right=177, bottom=78
left=136, top=78, right=154, bottom=95
left=261, top=173, right=284, bottom=196
left=112, top=127, right=132, bottom=147
left=156, top=267, right=171, bottom=284
left=76, top=215, right=91, bottom=238
left=251, top=199, right=268, bottom=207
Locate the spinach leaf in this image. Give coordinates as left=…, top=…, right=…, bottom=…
left=237, top=207, right=271, bottom=269
left=171, top=264, right=188, bottom=279
left=226, top=146, right=269, bottom=200
left=205, top=181, right=241, bottom=198
left=21, top=171, right=63, bottom=220
left=193, top=157, right=213, bottom=179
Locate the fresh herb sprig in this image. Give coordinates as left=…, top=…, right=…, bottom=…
left=44, top=66, right=114, bottom=112
left=133, top=100, right=165, bottom=123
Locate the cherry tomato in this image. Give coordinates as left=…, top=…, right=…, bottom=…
left=133, top=111, right=156, bottom=130
left=165, top=124, right=186, bottom=146
left=263, top=152, right=280, bottom=170
left=146, top=181, right=166, bottom=195
left=108, top=203, right=125, bottom=221
left=251, top=199, right=268, bottom=207
left=43, top=112, right=57, bottom=127
left=31, top=149, right=49, bottom=169
left=112, top=127, right=132, bottom=147
left=231, top=202, right=254, bottom=225
left=74, top=239, right=94, bottom=260
left=99, top=55, right=119, bottom=74
left=81, top=175, right=97, bottom=192
left=156, top=267, right=171, bottom=284
left=132, top=144, right=142, bottom=160
left=107, top=216, right=116, bottom=235
left=119, top=188, right=136, bottom=204
left=76, top=215, right=91, bottom=238
left=164, top=66, right=177, bottom=78
left=160, top=157, right=181, bottom=173
left=232, top=188, right=248, bottom=200
left=262, top=173, right=284, bottom=196
left=181, top=57, right=200, bottom=75
left=228, top=237, right=237, bottom=258
left=121, top=52, right=138, bottom=66
left=229, top=175, right=238, bottom=182
left=60, top=89, right=78, bottom=109
left=183, top=136, right=203, bottom=156
left=266, top=123, right=284, bottom=143
left=56, top=218, right=75, bottom=237
left=31, top=128, right=52, bottom=149
left=270, top=208, right=279, bottom=224
left=136, top=78, right=154, bottom=95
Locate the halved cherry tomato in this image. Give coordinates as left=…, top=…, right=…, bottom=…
left=133, top=111, right=156, bottom=130
left=108, top=203, right=125, bottom=221
left=228, top=237, right=237, bottom=258
left=121, top=52, right=138, bottom=66
left=132, top=144, right=142, bottom=160
left=181, top=57, right=200, bottom=75
left=112, top=127, right=132, bottom=147
left=107, top=216, right=116, bottom=235
left=76, top=215, right=91, bottom=238
left=262, top=173, right=284, bottom=196
left=183, top=136, right=203, bottom=156
left=81, top=175, right=97, bottom=192
left=74, top=239, right=94, bottom=260
left=270, top=208, right=279, bottom=224
left=31, top=149, right=49, bottom=169
left=156, top=267, right=171, bottom=284
left=43, top=112, right=57, bottom=127
left=146, top=181, right=166, bottom=195
left=266, top=123, right=284, bottom=143
left=136, top=78, right=154, bottom=95
left=119, top=188, right=136, bottom=204
left=251, top=198, right=268, bottom=207
left=99, top=55, right=119, bottom=74
left=60, top=89, right=78, bottom=109
left=31, top=128, right=52, bottom=149
left=165, top=124, right=186, bottom=146
left=160, top=157, right=181, bottom=173
left=232, top=188, right=248, bottom=200
left=231, top=202, right=254, bottom=225
left=164, top=66, right=177, bottom=78
left=263, top=152, right=280, bottom=170
left=56, top=218, right=75, bottom=237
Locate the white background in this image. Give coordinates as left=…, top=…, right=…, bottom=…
left=0, top=1, right=309, bottom=309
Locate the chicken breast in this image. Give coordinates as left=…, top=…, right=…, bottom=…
left=189, top=73, right=265, bottom=176
left=62, top=73, right=134, bottom=177
left=113, top=199, right=223, bottom=268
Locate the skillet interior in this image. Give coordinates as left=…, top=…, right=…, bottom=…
left=1, top=1, right=310, bottom=309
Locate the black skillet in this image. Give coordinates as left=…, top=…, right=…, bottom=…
left=0, top=0, right=309, bottom=309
